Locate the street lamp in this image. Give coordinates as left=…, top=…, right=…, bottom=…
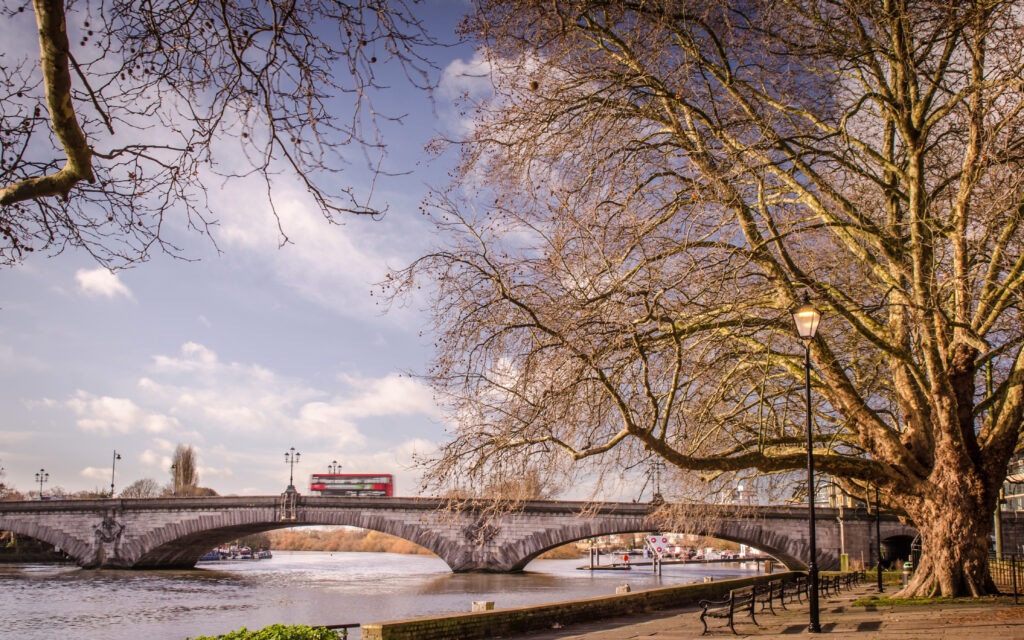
left=35, top=468, right=49, bottom=499
left=110, top=450, right=122, bottom=497
left=791, top=292, right=822, bottom=634
left=170, top=463, right=178, bottom=496
left=284, top=447, right=301, bottom=492
left=328, top=460, right=341, bottom=474
left=875, top=485, right=884, bottom=592
left=650, top=460, right=665, bottom=503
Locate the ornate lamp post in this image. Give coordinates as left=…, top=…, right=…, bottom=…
left=328, top=460, right=341, bottom=474
left=110, top=450, right=122, bottom=497
left=284, top=447, right=301, bottom=492
left=35, top=468, right=49, bottom=499
left=650, top=460, right=665, bottom=503
left=791, top=292, right=823, bottom=633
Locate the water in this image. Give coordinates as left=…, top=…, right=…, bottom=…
left=0, top=552, right=762, bottom=640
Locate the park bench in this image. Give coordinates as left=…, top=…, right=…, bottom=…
left=818, top=574, right=841, bottom=598
left=782, top=575, right=807, bottom=605
left=754, top=580, right=784, bottom=615
left=698, top=586, right=759, bottom=635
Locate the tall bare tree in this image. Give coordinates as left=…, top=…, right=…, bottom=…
left=0, top=0, right=436, bottom=267
left=389, top=0, right=1024, bottom=596
left=171, top=443, right=199, bottom=497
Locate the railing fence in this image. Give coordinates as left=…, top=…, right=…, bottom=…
left=989, top=553, right=1022, bottom=604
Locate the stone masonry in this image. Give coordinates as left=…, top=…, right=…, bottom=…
left=0, top=496, right=922, bottom=571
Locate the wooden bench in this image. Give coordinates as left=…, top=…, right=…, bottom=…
left=754, top=579, right=784, bottom=615
left=698, top=586, right=759, bottom=635
left=815, top=573, right=839, bottom=598
left=818, top=575, right=835, bottom=598
left=843, top=571, right=860, bottom=589
left=782, top=576, right=807, bottom=605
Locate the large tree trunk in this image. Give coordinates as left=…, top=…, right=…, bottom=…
left=900, top=481, right=997, bottom=596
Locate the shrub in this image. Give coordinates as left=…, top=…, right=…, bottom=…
left=188, top=624, right=343, bottom=639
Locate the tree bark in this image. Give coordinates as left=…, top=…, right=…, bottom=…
left=900, top=475, right=996, bottom=596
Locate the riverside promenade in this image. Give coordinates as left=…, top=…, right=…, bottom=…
left=509, top=583, right=1024, bottom=639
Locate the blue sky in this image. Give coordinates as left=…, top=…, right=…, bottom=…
left=0, top=2, right=490, bottom=497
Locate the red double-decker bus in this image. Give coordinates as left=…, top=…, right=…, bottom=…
left=309, top=473, right=394, bottom=497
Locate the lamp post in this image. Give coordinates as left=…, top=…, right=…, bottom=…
left=110, top=450, right=122, bottom=497
left=170, top=463, right=178, bottom=496
left=791, top=292, right=822, bottom=633
left=328, top=460, right=341, bottom=474
left=284, top=447, right=301, bottom=492
left=875, top=485, right=884, bottom=592
left=650, top=460, right=665, bottom=503
left=35, top=469, right=49, bottom=499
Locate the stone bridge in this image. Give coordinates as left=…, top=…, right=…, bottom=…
left=0, top=495, right=923, bottom=571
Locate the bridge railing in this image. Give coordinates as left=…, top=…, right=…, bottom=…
left=989, top=553, right=1023, bottom=603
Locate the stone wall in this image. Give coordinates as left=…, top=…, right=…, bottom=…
left=361, top=572, right=801, bottom=640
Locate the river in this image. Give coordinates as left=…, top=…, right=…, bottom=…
left=0, top=551, right=763, bottom=640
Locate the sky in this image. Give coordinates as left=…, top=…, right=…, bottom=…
left=0, top=2, right=495, bottom=498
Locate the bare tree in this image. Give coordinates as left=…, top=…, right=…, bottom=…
left=0, top=0, right=438, bottom=267
left=119, top=477, right=161, bottom=498
left=389, top=0, right=1024, bottom=597
left=171, top=443, right=199, bottom=497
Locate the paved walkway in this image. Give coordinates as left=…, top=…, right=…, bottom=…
left=508, top=583, right=1024, bottom=639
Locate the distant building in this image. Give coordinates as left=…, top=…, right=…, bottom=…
left=786, top=477, right=865, bottom=508
left=1004, top=457, right=1024, bottom=510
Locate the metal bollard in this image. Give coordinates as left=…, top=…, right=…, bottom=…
left=902, top=560, right=913, bottom=586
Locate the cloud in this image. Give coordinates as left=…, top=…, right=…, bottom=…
left=439, top=53, right=494, bottom=100
left=334, top=373, right=440, bottom=419
left=139, top=449, right=173, bottom=471
left=75, top=267, right=133, bottom=299
left=135, top=343, right=438, bottom=449
left=210, top=184, right=398, bottom=319
left=80, top=466, right=109, bottom=481
left=43, top=343, right=442, bottom=494
left=67, top=391, right=180, bottom=435
left=151, top=342, right=219, bottom=373
left=199, top=465, right=234, bottom=479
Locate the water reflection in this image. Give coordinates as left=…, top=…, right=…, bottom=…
left=0, top=551, right=762, bottom=640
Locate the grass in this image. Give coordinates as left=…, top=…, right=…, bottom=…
left=853, top=594, right=1019, bottom=607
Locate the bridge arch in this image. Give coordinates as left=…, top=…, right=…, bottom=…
left=131, top=509, right=452, bottom=569
left=509, top=519, right=807, bottom=572
left=0, top=519, right=93, bottom=564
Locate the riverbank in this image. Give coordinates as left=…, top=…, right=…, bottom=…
left=267, top=528, right=582, bottom=559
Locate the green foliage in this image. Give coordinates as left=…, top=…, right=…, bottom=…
left=188, top=624, right=344, bottom=640
left=853, top=595, right=1013, bottom=607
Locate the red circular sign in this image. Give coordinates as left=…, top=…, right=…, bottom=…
left=661, top=537, right=668, bottom=543
left=656, top=547, right=663, bottom=553
left=623, top=554, right=630, bottom=562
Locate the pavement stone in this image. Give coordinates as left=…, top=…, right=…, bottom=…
left=504, top=583, right=1024, bottom=639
